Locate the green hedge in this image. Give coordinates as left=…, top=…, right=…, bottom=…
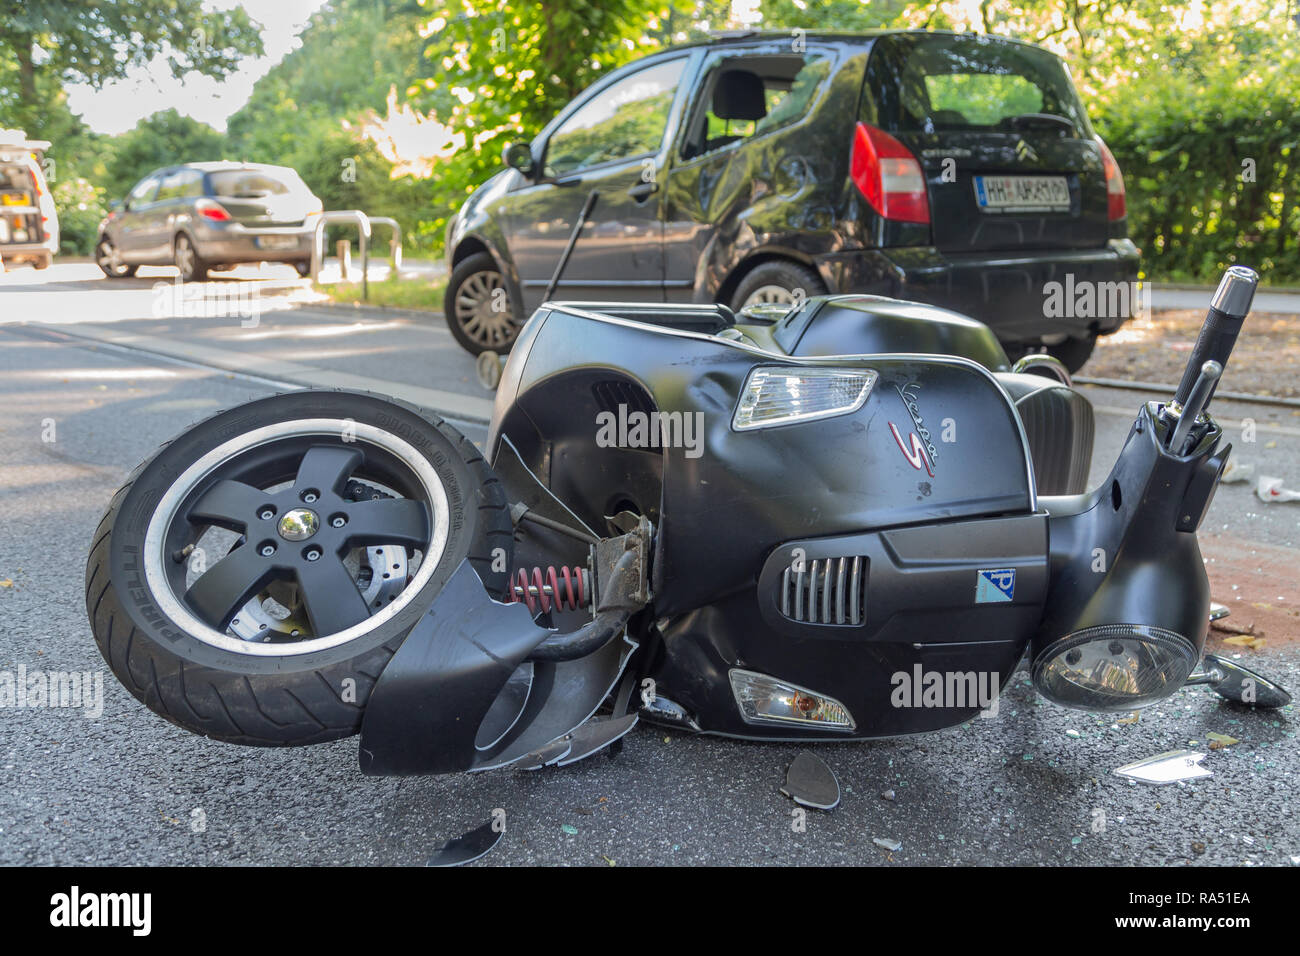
left=1096, top=51, right=1300, bottom=284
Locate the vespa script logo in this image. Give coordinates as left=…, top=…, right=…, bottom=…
left=888, top=382, right=937, bottom=477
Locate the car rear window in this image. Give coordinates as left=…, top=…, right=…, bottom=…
left=864, top=34, right=1090, bottom=134
left=209, top=169, right=306, bottom=198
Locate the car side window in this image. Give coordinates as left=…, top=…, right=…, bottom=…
left=127, top=175, right=161, bottom=206
left=156, top=169, right=202, bottom=202
left=545, top=58, right=686, bottom=177
left=682, top=54, right=832, bottom=160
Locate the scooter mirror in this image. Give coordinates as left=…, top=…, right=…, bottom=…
left=1201, top=653, right=1292, bottom=708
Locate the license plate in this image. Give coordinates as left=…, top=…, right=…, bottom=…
left=255, top=235, right=298, bottom=250
left=974, top=175, right=1070, bottom=212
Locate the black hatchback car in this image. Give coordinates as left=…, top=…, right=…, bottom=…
left=444, top=30, right=1139, bottom=370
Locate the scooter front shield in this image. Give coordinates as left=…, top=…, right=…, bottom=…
left=358, top=560, right=638, bottom=775
left=358, top=561, right=551, bottom=776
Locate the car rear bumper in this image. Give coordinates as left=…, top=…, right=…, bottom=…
left=192, top=223, right=314, bottom=263
left=815, top=239, right=1142, bottom=343
left=0, top=241, right=54, bottom=262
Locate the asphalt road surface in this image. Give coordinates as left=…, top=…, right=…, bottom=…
left=0, top=262, right=1296, bottom=866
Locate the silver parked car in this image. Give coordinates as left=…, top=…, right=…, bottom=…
left=96, top=162, right=323, bottom=280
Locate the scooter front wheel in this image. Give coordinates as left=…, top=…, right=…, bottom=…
left=85, top=389, right=513, bottom=745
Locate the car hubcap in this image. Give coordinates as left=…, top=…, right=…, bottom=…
left=455, top=270, right=518, bottom=347
left=142, top=419, right=450, bottom=657
left=98, top=240, right=122, bottom=274
left=742, top=284, right=800, bottom=309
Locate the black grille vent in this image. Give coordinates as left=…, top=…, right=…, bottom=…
left=779, top=556, right=867, bottom=625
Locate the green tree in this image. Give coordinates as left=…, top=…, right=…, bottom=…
left=103, top=109, right=227, bottom=199
left=0, top=0, right=264, bottom=137
left=408, top=0, right=688, bottom=240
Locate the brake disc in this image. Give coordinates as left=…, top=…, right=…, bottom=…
left=230, top=544, right=409, bottom=642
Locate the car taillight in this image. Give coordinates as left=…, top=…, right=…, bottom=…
left=196, top=199, right=232, bottom=222
left=850, top=121, right=930, bottom=224
left=1096, top=136, right=1126, bottom=221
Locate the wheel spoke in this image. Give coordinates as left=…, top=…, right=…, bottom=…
left=295, top=557, right=372, bottom=634
left=189, top=479, right=266, bottom=530
left=185, top=546, right=274, bottom=630
left=295, top=445, right=362, bottom=496
left=344, top=498, right=430, bottom=548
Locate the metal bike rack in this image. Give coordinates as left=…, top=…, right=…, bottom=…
left=311, top=210, right=403, bottom=301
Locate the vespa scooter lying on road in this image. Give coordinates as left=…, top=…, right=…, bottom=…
left=86, top=266, right=1289, bottom=774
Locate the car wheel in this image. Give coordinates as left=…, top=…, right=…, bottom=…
left=174, top=233, right=209, bottom=282
left=444, top=252, right=521, bottom=355
left=85, top=389, right=513, bottom=745
left=731, top=260, right=828, bottom=313
left=95, top=236, right=138, bottom=278
left=34, top=254, right=51, bottom=270
left=1046, top=334, right=1097, bottom=375
left=294, top=260, right=312, bottom=278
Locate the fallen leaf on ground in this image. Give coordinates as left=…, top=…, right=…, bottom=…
left=1221, top=633, right=1267, bottom=650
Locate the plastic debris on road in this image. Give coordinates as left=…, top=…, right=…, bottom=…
left=1114, top=750, right=1213, bottom=785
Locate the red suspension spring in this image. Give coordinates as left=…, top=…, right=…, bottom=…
left=507, top=565, right=590, bottom=614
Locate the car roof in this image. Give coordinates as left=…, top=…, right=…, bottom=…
left=663, top=28, right=1055, bottom=55
left=178, top=161, right=299, bottom=174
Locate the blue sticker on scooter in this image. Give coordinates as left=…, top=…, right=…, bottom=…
left=975, top=568, right=1015, bottom=603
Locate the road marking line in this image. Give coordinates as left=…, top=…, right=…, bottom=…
left=16, top=321, right=495, bottom=424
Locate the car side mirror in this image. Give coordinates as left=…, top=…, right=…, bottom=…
left=502, top=141, right=534, bottom=175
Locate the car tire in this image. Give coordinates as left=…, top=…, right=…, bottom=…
left=1046, top=334, right=1097, bottom=375
left=34, top=254, right=51, bottom=270
left=95, top=236, right=138, bottom=279
left=294, top=260, right=312, bottom=278
left=174, top=232, right=209, bottom=282
left=84, top=389, right=514, bottom=746
left=730, top=260, right=828, bottom=313
left=444, top=251, right=521, bottom=355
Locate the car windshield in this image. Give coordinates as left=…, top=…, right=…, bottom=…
left=209, top=169, right=305, bottom=199
left=866, top=34, right=1090, bottom=134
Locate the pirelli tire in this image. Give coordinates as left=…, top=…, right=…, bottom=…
left=84, top=388, right=513, bottom=746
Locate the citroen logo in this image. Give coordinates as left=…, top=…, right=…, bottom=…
left=1015, top=139, right=1038, bottom=162
left=278, top=508, right=319, bottom=541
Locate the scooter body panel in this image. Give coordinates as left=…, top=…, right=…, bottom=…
left=484, top=303, right=1045, bottom=738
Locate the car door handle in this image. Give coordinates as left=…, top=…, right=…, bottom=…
left=627, top=181, right=659, bottom=202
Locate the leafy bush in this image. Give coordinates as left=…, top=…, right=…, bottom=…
left=1096, top=40, right=1300, bottom=283
left=52, top=176, right=108, bottom=255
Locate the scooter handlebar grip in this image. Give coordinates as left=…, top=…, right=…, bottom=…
left=1173, top=265, right=1257, bottom=407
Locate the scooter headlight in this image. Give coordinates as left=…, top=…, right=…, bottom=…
left=732, top=366, right=878, bottom=431
left=1031, top=624, right=1197, bottom=712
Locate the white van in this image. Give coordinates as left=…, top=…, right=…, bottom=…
left=0, top=130, right=59, bottom=269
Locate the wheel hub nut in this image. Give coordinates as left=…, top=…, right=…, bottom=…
left=278, top=508, right=320, bottom=541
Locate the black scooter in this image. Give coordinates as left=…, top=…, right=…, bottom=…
left=85, top=266, right=1289, bottom=776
